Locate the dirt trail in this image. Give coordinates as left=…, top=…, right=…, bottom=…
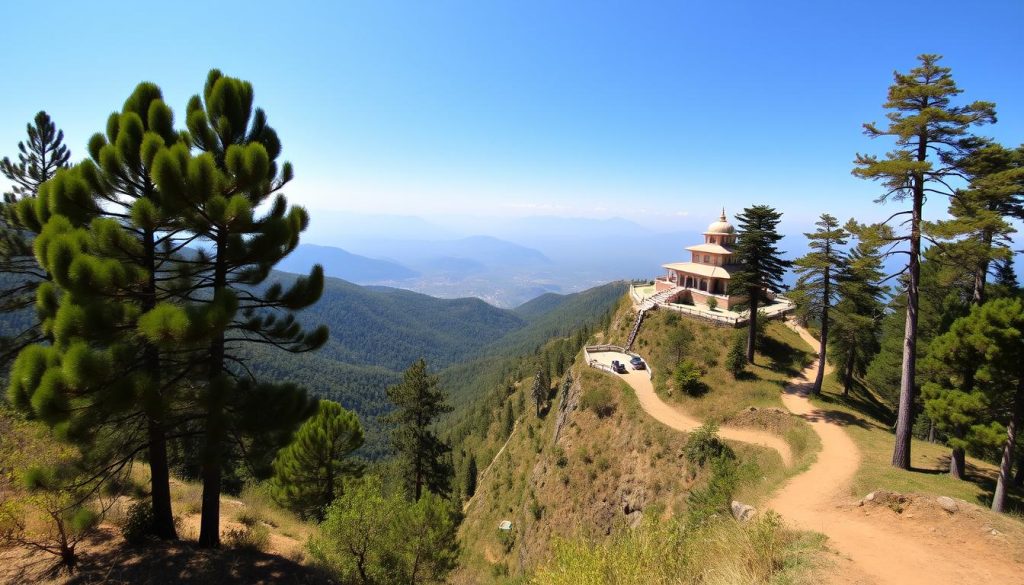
left=589, top=351, right=793, bottom=466
left=593, top=326, right=1023, bottom=584
left=768, top=321, right=1021, bottom=584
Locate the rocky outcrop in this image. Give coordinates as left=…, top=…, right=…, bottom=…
left=731, top=500, right=756, bottom=522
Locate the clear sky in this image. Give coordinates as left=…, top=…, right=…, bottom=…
left=1, top=1, right=1022, bottom=233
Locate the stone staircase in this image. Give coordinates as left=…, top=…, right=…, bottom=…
left=627, top=286, right=684, bottom=350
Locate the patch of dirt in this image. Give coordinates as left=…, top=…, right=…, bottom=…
left=0, top=524, right=332, bottom=585
left=726, top=406, right=793, bottom=436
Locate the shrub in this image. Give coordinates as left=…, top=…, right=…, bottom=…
left=684, top=422, right=735, bottom=471
left=225, top=522, right=271, bottom=552
left=706, top=297, right=718, bottom=311
left=686, top=454, right=739, bottom=527
left=121, top=501, right=154, bottom=545
left=580, top=385, right=616, bottom=418
left=673, top=360, right=705, bottom=396
left=725, top=333, right=747, bottom=378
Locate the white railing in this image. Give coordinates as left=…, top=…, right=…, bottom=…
left=583, top=345, right=655, bottom=381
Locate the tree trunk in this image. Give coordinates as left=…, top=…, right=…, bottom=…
left=972, top=231, right=992, bottom=306
left=142, top=228, right=176, bottom=540
left=199, top=232, right=228, bottom=549
left=949, top=447, right=966, bottom=480
left=843, top=346, right=856, bottom=397
left=746, top=288, right=759, bottom=363
left=992, top=378, right=1024, bottom=513
left=812, top=270, right=830, bottom=395
left=892, top=174, right=923, bottom=470
left=1013, top=452, right=1024, bottom=488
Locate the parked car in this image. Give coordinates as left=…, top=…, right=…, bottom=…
left=630, top=356, right=646, bottom=370
left=611, top=360, right=627, bottom=374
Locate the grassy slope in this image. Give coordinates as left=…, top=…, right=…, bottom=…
left=812, top=372, right=1024, bottom=514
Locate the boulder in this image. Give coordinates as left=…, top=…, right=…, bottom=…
left=731, top=500, right=756, bottom=522
left=936, top=496, right=958, bottom=514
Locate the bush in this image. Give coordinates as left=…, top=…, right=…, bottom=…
left=684, top=422, right=735, bottom=471
left=121, top=501, right=154, bottom=545
left=686, top=455, right=739, bottom=527
left=673, top=360, right=705, bottom=396
left=725, top=333, right=747, bottom=377
left=706, top=297, right=718, bottom=311
left=580, top=385, right=616, bottom=418
left=225, top=522, right=271, bottom=552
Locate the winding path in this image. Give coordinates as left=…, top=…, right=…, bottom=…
left=593, top=321, right=1021, bottom=584
left=588, top=351, right=793, bottom=466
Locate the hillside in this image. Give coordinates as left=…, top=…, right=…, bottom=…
left=455, top=294, right=1024, bottom=583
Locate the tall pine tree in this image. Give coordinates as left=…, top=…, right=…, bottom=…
left=149, top=70, right=327, bottom=547
left=830, top=224, right=887, bottom=396
left=730, top=205, right=790, bottom=362
left=792, top=214, right=848, bottom=394
left=853, top=54, right=995, bottom=469
left=385, top=359, right=454, bottom=501
left=0, top=112, right=71, bottom=367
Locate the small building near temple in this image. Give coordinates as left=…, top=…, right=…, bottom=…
left=654, top=209, right=747, bottom=310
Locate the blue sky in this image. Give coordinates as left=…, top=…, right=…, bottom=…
left=1, top=1, right=1022, bottom=234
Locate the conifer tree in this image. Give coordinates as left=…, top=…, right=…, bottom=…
left=270, top=400, right=364, bottom=521
left=7, top=85, right=186, bottom=539
left=725, top=333, right=746, bottom=378
left=0, top=112, right=71, bottom=367
left=385, top=359, right=454, bottom=501
left=463, top=454, right=477, bottom=499
left=531, top=369, right=549, bottom=416
left=730, top=205, right=790, bottom=362
left=853, top=54, right=995, bottom=469
left=930, top=140, right=1023, bottom=306
left=148, top=70, right=327, bottom=547
left=923, top=298, right=1024, bottom=505
left=830, top=225, right=886, bottom=395
left=792, top=214, right=848, bottom=395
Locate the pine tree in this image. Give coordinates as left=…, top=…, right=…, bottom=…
left=725, top=333, right=746, bottom=378
left=531, top=369, right=549, bottom=416
left=923, top=298, right=1024, bottom=509
left=463, top=454, right=478, bottom=499
left=666, top=324, right=693, bottom=366
left=929, top=140, right=1023, bottom=306
left=792, top=214, right=848, bottom=395
left=0, top=112, right=71, bottom=368
left=730, top=205, right=790, bottom=362
left=853, top=54, right=995, bottom=469
left=385, top=359, right=454, bottom=500
left=148, top=70, right=328, bottom=547
left=830, top=224, right=886, bottom=395
left=7, top=85, right=186, bottom=539
left=270, top=400, right=364, bottom=520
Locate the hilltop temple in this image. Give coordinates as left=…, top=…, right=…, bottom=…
left=653, top=209, right=747, bottom=310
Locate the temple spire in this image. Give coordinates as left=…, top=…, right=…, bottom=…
left=720, top=207, right=727, bottom=221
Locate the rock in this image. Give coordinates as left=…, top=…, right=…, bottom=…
left=991, top=528, right=1002, bottom=536
left=731, top=500, right=756, bottom=522
left=865, top=491, right=877, bottom=502
left=936, top=496, right=958, bottom=514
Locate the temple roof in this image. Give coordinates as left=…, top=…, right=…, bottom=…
left=662, top=262, right=734, bottom=279
left=703, top=208, right=735, bottom=235
left=686, top=243, right=733, bottom=255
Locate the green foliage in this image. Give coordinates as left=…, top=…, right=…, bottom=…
left=923, top=298, right=1024, bottom=498
left=684, top=422, right=735, bottom=472
left=666, top=323, right=693, bottom=365
left=462, top=455, right=478, bottom=499
left=270, top=400, right=365, bottom=520
left=385, top=359, right=455, bottom=500
left=120, top=501, right=155, bottom=545
left=830, top=225, right=887, bottom=394
left=673, top=360, right=704, bottom=396
left=731, top=205, right=791, bottom=361
left=725, top=333, right=747, bottom=378
left=310, top=475, right=460, bottom=585
left=686, top=455, right=739, bottom=527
